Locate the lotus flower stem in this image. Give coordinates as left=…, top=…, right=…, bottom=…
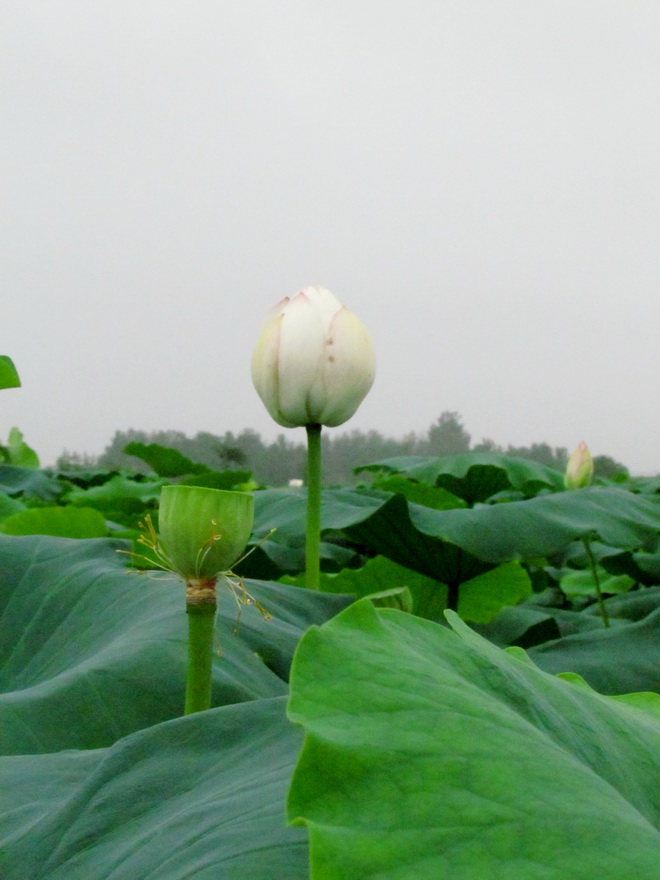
left=184, top=579, right=217, bottom=713
left=305, top=424, right=322, bottom=590
left=582, top=537, right=610, bottom=628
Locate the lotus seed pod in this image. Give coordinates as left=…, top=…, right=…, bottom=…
left=158, top=485, right=254, bottom=579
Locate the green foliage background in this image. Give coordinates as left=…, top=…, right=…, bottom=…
left=0, top=442, right=658, bottom=878
left=56, top=411, right=632, bottom=486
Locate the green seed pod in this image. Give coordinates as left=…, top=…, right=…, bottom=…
left=158, top=485, right=254, bottom=580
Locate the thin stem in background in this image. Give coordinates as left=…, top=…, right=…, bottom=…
left=582, top=537, right=610, bottom=628
left=305, top=423, right=322, bottom=591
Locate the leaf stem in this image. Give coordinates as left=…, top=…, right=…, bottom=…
left=185, top=580, right=217, bottom=713
left=446, top=581, right=460, bottom=613
left=305, top=424, right=322, bottom=591
left=582, top=537, right=610, bottom=628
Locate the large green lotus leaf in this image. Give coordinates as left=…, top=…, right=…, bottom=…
left=560, top=566, right=634, bottom=599
left=476, top=590, right=660, bottom=693
left=54, top=467, right=119, bottom=490
left=560, top=540, right=660, bottom=587
left=0, top=505, right=108, bottom=538
left=66, top=472, right=164, bottom=513
left=251, top=488, right=385, bottom=541
left=179, top=469, right=255, bottom=491
left=471, top=604, right=566, bottom=648
left=123, top=441, right=209, bottom=477
left=0, top=697, right=308, bottom=880
left=457, top=560, right=532, bottom=623
left=628, top=551, right=660, bottom=582
left=0, top=465, right=62, bottom=501
left=280, top=556, right=446, bottom=619
left=368, top=474, right=466, bottom=510
left=5, top=427, right=39, bottom=469
left=529, top=604, right=660, bottom=695
left=252, top=489, right=490, bottom=584
left=581, top=585, right=660, bottom=622
left=0, top=534, right=349, bottom=754
left=251, top=486, right=659, bottom=584
left=357, top=452, right=564, bottom=502
left=0, top=492, right=24, bottom=521
left=0, top=356, right=20, bottom=389
left=342, top=494, right=493, bottom=583
left=624, top=475, right=660, bottom=495
left=475, top=588, right=660, bottom=648
left=237, top=534, right=358, bottom=580
left=280, top=557, right=531, bottom=624
left=287, top=600, right=660, bottom=879
left=593, top=545, right=660, bottom=585
left=122, top=442, right=255, bottom=489
left=399, top=486, right=660, bottom=562
left=473, top=599, right=614, bottom=646
left=65, top=473, right=165, bottom=529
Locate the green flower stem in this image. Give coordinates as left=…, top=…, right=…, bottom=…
left=184, top=579, right=217, bottom=714
left=305, top=423, right=322, bottom=591
left=582, top=537, right=610, bottom=628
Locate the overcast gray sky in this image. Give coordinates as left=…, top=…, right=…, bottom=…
left=2, top=1, right=659, bottom=473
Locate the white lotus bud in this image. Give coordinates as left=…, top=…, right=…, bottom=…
left=565, top=442, right=594, bottom=489
left=251, top=286, right=375, bottom=428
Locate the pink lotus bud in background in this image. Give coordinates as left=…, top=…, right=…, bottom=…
left=251, top=286, right=375, bottom=428
left=564, top=441, right=594, bottom=489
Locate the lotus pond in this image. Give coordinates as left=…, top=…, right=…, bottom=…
left=1, top=438, right=659, bottom=879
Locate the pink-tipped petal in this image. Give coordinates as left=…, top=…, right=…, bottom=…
left=277, top=292, right=329, bottom=426
left=300, top=285, right=343, bottom=324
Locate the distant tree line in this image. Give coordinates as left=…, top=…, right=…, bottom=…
left=56, top=411, right=629, bottom=486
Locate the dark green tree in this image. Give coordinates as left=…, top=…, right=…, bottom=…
left=81, top=413, right=634, bottom=488
left=472, top=438, right=502, bottom=453
left=593, top=454, right=629, bottom=480
left=426, top=411, right=471, bottom=456
left=55, top=450, right=101, bottom=471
